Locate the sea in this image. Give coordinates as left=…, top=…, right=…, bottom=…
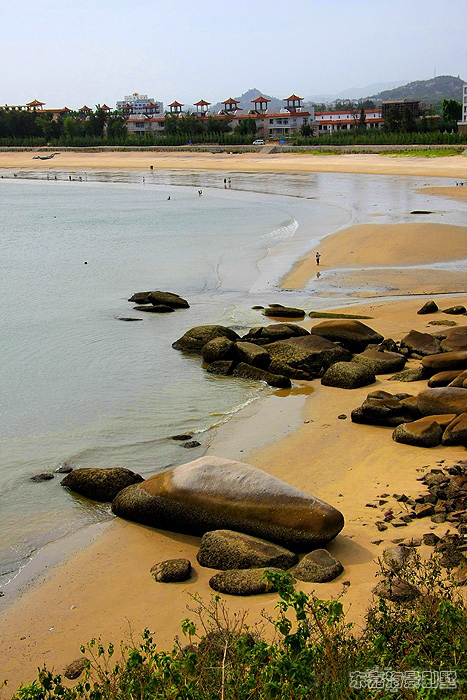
left=0, top=166, right=464, bottom=593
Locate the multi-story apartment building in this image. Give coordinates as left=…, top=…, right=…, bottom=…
left=458, top=84, right=467, bottom=133
left=116, top=93, right=163, bottom=116
left=315, top=109, right=383, bottom=134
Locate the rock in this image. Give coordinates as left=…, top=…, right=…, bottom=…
left=428, top=320, right=458, bottom=327
left=150, top=558, right=192, bottom=583
left=232, top=362, right=291, bottom=388
left=392, top=418, right=444, bottom=448
left=447, top=369, right=467, bottom=388
left=416, top=387, right=467, bottom=416
left=62, top=467, right=143, bottom=502
left=147, top=291, right=190, bottom=308
left=440, top=326, right=467, bottom=352
left=321, top=362, right=375, bottom=389
left=399, top=330, right=441, bottom=357
left=263, top=306, right=305, bottom=319
left=183, top=440, right=201, bottom=448
left=373, top=578, right=420, bottom=602
left=390, top=366, right=426, bottom=382
left=111, top=456, right=345, bottom=550
left=128, top=291, right=154, bottom=304
left=266, top=335, right=351, bottom=380
left=209, top=567, right=283, bottom=595
left=118, top=317, right=143, bottom=322
left=423, top=533, right=440, bottom=546
left=241, top=324, right=309, bottom=346
left=428, top=370, right=463, bottom=387
left=235, top=342, right=270, bottom=369
left=197, top=530, right=298, bottom=570
left=201, top=337, right=235, bottom=363
left=382, top=545, right=414, bottom=571
left=417, top=300, right=439, bottom=315
left=310, top=320, right=384, bottom=353
left=55, top=462, right=73, bottom=474
left=443, top=305, right=466, bottom=315
left=173, top=325, right=240, bottom=353
left=206, top=360, right=236, bottom=376
left=133, top=304, right=174, bottom=313
left=352, top=348, right=406, bottom=374
left=351, top=394, right=415, bottom=426
left=171, top=434, right=192, bottom=441
left=414, top=503, right=435, bottom=518
left=64, top=658, right=87, bottom=680
left=422, top=351, right=467, bottom=375
left=30, top=473, right=54, bottom=482
left=442, top=413, right=467, bottom=446
left=291, top=549, right=343, bottom=583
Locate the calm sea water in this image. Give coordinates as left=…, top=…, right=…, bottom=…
left=0, top=169, right=462, bottom=588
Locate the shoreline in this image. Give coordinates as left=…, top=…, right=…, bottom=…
left=2, top=158, right=467, bottom=692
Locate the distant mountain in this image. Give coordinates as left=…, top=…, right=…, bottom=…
left=306, top=80, right=407, bottom=103
left=368, top=75, right=465, bottom=104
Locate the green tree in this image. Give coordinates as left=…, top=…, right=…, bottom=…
left=401, top=106, right=417, bottom=132
left=106, top=113, right=127, bottom=141
left=358, top=107, right=366, bottom=131
left=442, top=99, right=462, bottom=122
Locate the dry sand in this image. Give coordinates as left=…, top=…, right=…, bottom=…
left=2, top=154, right=467, bottom=692
left=0, top=149, right=467, bottom=178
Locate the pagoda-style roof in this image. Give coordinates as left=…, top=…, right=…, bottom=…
left=145, top=102, right=156, bottom=107
left=27, top=99, right=45, bottom=107
left=61, top=107, right=71, bottom=112
left=194, top=99, right=211, bottom=106
left=79, top=105, right=92, bottom=112
left=284, top=94, right=303, bottom=102
left=101, top=104, right=111, bottom=111
left=222, top=97, right=240, bottom=104
left=168, top=101, right=184, bottom=107
left=251, top=96, right=270, bottom=103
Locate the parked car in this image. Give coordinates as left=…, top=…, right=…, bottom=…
left=252, top=139, right=265, bottom=145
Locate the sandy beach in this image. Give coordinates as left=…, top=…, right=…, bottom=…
left=1, top=152, right=467, bottom=693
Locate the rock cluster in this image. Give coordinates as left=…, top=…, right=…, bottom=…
left=129, top=290, right=190, bottom=314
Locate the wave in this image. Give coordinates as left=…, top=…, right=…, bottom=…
left=261, top=217, right=298, bottom=242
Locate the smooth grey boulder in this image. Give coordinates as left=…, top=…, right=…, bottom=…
left=197, top=530, right=298, bottom=570
left=416, top=387, right=467, bottom=416
left=112, top=457, right=345, bottom=550
left=400, top=330, right=441, bottom=357
left=310, top=320, right=383, bottom=353
left=173, top=325, right=240, bottom=353
left=291, top=549, right=343, bottom=583
left=209, top=567, right=283, bottom=596
left=352, top=348, right=406, bottom=374
left=150, top=558, right=192, bottom=583
left=241, top=323, right=310, bottom=346
left=232, top=362, right=291, bottom=388
left=62, top=467, right=143, bottom=502
left=321, top=361, right=375, bottom=389
left=266, top=335, right=351, bottom=380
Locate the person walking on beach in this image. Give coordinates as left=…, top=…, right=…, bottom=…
left=316, top=251, right=321, bottom=266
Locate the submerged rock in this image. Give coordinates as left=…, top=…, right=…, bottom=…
left=62, top=467, right=143, bottom=502
left=173, top=325, right=240, bottom=354
left=111, top=456, right=344, bottom=550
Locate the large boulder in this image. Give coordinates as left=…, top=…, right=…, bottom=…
left=416, top=387, right=467, bottom=416
left=291, top=549, right=343, bottom=583
left=310, top=320, right=383, bottom=353
left=392, top=418, right=445, bottom=448
left=373, top=578, right=420, bottom=603
left=422, top=351, right=467, bottom=375
left=241, top=324, right=309, bottom=346
left=209, top=568, right=283, bottom=596
left=400, top=330, right=441, bottom=357
left=234, top=342, right=270, bottom=369
left=321, top=362, right=375, bottom=389
left=129, top=291, right=189, bottom=308
left=442, top=305, right=466, bottom=315
left=232, top=362, right=291, bottom=388
left=173, top=325, right=240, bottom=353
left=266, top=335, right=351, bottom=380
left=197, top=530, right=298, bottom=570
left=442, top=413, right=467, bottom=446
left=390, top=366, right=426, bottom=382
left=428, top=370, right=463, bottom=387
left=447, top=369, right=467, bottom=388
left=352, top=348, right=406, bottom=374
left=201, top=337, right=235, bottom=363
left=62, top=467, right=143, bottom=502
left=440, top=326, right=467, bottom=353
left=351, top=393, right=417, bottom=427
left=263, top=305, right=305, bottom=319
left=417, top=300, right=439, bottom=315
left=112, top=457, right=344, bottom=550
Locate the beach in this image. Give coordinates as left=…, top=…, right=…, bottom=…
left=1, top=151, right=467, bottom=693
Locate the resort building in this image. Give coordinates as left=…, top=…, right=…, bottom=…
left=458, top=84, right=467, bottom=133
left=315, top=109, right=383, bottom=134
left=381, top=99, right=421, bottom=120
left=116, top=93, right=163, bottom=116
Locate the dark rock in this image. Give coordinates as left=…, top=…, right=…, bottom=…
left=171, top=434, right=193, bottom=441
left=310, top=319, right=384, bottom=353
left=235, top=342, right=270, bottom=369
left=423, top=533, right=440, bottom=546
left=263, top=306, right=305, bottom=319
left=416, top=387, right=467, bottom=416
left=417, top=300, right=439, bottom=315
left=209, top=567, right=283, bottom=596
left=118, top=317, right=143, bottom=321
left=321, top=362, right=375, bottom=389
left=414, top=503, right=435, bottom=518
left=266, top=334, right=351, bottom=380
left=241, top=324, right=309, bottom=346
left=422, top=351, right=467, bottom=375
left=410, top=210, right=432, bottom=214
left=373, top=578, right=420, bottom=602
left=232, top=362, right=291, bottom=388
left=440, top=326, right=467, bottom=352
left=428, top=370, right=463, bottom=387
left=30, top=473, right=54, bottom=482
left=352, top=348, right=406, bottom=374
left=392, top=419, right=444, bottom=448
left=400, top=330, right=441, bottom=357
left=375, top=521, right=388, bottom=531
left=133, top=304, right=174, bottom=313
left=64, top=658, right=87, bottom=680
left=390, top=366, right=426, bottom=382
left=447, top=369, right=467, bottom=388
left=443, top=306, right=466, bottom=315
left=291, top=549, right=343, bottom=582
left=382, top=545, right=414, bottom=571
left=150, top=558, right=192, bottom=582
left=201, top=336, right=236, bottom=363
left=128, top=291, right=154, bottom=304
left=442, top=413, right=467, bottom=446
left=62, top=467, right=143, bottom=502
left=197, top=530, right=298, bottom=570
left=183, top=440, right=201, bottom=448
left=55, top=462, right=73, bottom=474
left=338, top=414, right=347, bottom=420
left=206, top=360, right=236, bottom=376
left=147, top=291, right=190, bottom=308
left=111, top=456, right=345, bottom=550
left=173, top=325, right=240, bottom=353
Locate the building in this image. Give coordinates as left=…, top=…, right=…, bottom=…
left=381, top=99, right=421, bottom=120
left=315, top=109, right=383, bottom=134
left=116, top=93, right=163, bottom=116
left=458, top=84, right=467, bottom=134
left=239, top=94, right=314, bottom=139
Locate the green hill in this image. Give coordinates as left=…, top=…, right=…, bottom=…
left=369, top=75, right=465, bottom=105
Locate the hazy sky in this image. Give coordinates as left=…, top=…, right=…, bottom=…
left=1, top=0, right=465, bottom=109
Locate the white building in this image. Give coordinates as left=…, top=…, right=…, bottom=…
left=458, top=84, right=467, bottom=133
left=315, top=109, right=383, bottom=134
left=116, top=93, right=163, bottom=115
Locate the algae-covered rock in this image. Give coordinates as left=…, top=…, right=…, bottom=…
left=62, top=467, right=143, bottom=502
left=197, top=530, right=298, bottom=570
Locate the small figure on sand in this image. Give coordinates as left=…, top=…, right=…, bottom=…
left=167, top=196, right=171, bottom=200
left=316, top=251, right=321, bottom=266
left=198, top=189, right=202, bottom=196
left=316, top=270, right=321, bottom=279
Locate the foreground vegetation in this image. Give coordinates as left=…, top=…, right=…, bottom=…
left=7, top=553, right=467, bottom=699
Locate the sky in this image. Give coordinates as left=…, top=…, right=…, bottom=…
left=1, top=0, right=465, bottom=110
